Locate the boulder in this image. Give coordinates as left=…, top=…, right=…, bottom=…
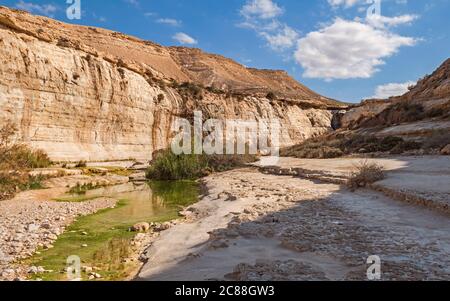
left=131, top=222, right=150, bottom=232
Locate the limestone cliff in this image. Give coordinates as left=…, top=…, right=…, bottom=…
left=0, top=7, right=343, bottom=161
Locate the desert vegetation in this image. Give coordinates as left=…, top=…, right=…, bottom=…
left=146, top=149, right=257, bottom=180
left=281, top=132, right=422, bottom=159
left=348, top=161, right=386, bottom=190
left=0, top=121, right=52, bottom=200
left=354, top=101, right=450, bottom=129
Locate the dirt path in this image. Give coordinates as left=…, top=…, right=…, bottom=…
left=138, top=164, right=450, bottom=281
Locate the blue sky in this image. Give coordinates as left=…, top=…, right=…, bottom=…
left=1, top=0, right=449, bottom=102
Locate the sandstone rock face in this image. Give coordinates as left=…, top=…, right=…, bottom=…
left=341, top=100, right=390, bottom=129
left=0, top=7, right=339, bottom=161
left=341, top=58, right=450, bottom=129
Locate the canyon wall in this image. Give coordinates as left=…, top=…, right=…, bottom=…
left=341, top=59, right=450, bottom=129
left=0, top=7, right=339, bottom=162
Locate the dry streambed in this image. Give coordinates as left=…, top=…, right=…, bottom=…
left=138, top=165, right=450, bottom=281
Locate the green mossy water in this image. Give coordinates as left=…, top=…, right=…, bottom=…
left=26, top=181, right=199, bottom=281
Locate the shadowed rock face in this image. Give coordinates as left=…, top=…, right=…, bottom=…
left=0, top=6, right=345, bottom=162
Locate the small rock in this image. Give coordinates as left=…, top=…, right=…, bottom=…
left=89, top=272, right=101, bottom=279
left=155, top=222, right=172, bottom=232
left=28, top=266, right=44, bottom=274
left=441, top=144, right=450, bottom=155
left=134, top=233, right=146, bottom=241
left=82, top=266, right=93, bottom=273
left=47, top=233, right=58, bottom=240
left=41, top=223, right=51, bottom=230
left=210, top=239, right=229, bottom=249
left=81, top=244, right=88, bottom=248
left=27, top=224, right=39, bottom=232
left=131, top=222, right=150, bottom=232
left=81, top=231, right=88, bottom=236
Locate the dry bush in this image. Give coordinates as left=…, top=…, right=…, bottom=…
left=423, top=130, right=450, bottom=150
left=348, top=161, right=385, bottom=190
left=75, top=160, right=87, bottom=168
left=281, top=133, right=421, bottom=159
left=0, top=121, right=51, bottom=200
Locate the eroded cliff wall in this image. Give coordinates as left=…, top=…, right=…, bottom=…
left=0, top=8, right=336, bottom=162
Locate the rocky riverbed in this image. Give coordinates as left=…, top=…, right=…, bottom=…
left=0, top=172, right=129, bottom=281
left=0, top=197, right=118, bottom=280
left=138, top=159, right=450, bottom=281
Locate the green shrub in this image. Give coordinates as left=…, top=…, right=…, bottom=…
left=146, top=149, right=257, bottom=180
left=0, top=121, right=52, bottom=170
left=0, top=144, right=52, bottom=170
left=0, top=172, right=45, bottom=201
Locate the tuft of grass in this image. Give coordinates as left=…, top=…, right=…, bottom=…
left=348, top=161, right=385, bottom=190
left=69, top=182, right=103, bottom=195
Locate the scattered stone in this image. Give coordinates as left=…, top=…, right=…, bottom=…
left=41, top=223, right=51, bottom=229
left=28, top=266, right=45, bottom=274
left=88, top=272, right=102, bottom=279
left=27, top=224, right=39, bottom=232
left=210, top=239, right=229, bottom=249
left=47, top=233, right=58, bottom=240
left=153, top=222, right=171, bottom=232
left=134, top=233, right=146, bottom=241
left=81, top=244, right=88, bottom=248
left=82, top=266, right=93, bottom=273
left=441, top=144, right=450, bottom=155
left=131, top=222, right=150, bottom=232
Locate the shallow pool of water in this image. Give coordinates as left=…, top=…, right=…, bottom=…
left=27, top=181, right=199, bottom=280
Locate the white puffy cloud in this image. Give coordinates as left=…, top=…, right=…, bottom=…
left=366, top=14, right=419, bottom=29
left=328, top=0, right=361, bottom=8
left=172, top=32, right=198, bottom=45
left=156, top=18, right=181, bottom=27
left=241, top=0, right=283, bottom=19
left=371, top=81, right=416, bottom=99
left=294, top=18, right=417, bottom=80
left=15, top=1, right=57, bottom=17
left=239, top=0, right=297, bottom=52
left=261, top=25, right=298, bottom=50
